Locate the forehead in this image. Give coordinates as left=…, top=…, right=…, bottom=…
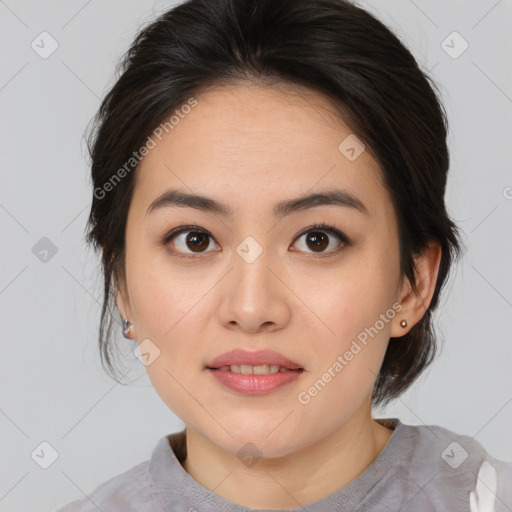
left=133, top=83, right=389, bottom=221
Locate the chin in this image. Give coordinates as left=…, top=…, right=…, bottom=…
left=210, top=424, right=303, bottom=461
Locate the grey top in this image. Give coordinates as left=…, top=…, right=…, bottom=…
left=55, top=418, right=512, bottom=511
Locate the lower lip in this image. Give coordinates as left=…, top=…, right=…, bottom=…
left=206, top=368, right=304, bottom=395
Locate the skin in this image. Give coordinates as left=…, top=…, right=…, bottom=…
left=115, top=82, right=441, bottom=508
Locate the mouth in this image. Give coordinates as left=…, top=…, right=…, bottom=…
left=205, top=361, right=305, bottom=395
left=206, top=364, right=304, bottom=375
left=205, top=349, right=305, bottom=374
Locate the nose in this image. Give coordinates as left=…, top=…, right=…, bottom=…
left=216, top=246, right=292, bottom=334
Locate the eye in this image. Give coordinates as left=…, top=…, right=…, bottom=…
left=163, top=225, right=219, bottom=256
left=162, top=222, right=350, bottom=258
left=291, top=223, right=349, bottom=256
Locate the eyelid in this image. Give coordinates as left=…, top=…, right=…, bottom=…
left=161, top=224, right=218, bottom=258
left=161, top=222, right=350, bottom=257
left=294, top=223, right=350, bottom=245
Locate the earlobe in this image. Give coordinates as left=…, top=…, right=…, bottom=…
left=116, top=288, right=137, bottom=340
left=391, top=240, right=442, bottom=338
left=111, top=260, right=137, bottom=339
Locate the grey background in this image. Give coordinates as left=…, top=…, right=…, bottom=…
left=0, top=0, right=511, bottom=510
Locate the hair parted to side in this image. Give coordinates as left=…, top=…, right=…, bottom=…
left=84, top=0, right=463, bottom=408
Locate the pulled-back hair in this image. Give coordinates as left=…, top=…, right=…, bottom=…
left=85, top=0, right=463, bottom=408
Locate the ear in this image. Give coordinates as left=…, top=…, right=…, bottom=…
left=113, top=271, right=136, bottom=338
left=390, top=239, right=442, bottom=338
left=115, top=284, right=131, bottom=323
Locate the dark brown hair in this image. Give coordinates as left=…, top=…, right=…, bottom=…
left=85, top=0, right=463, bottom=408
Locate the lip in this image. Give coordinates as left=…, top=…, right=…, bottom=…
left=206, top=368, right=303, bottom=395
left=205, top=349, right=304, bottom=370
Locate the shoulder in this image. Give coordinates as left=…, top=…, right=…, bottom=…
left=397, top=421, right=512, bottom=511
left=54, top=459, right=166, bottom=512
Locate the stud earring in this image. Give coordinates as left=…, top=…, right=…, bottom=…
left=122, top=320, right=134, bottom=339
left=400, top=319, right=408, bottom=328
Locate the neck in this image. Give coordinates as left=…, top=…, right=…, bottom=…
left=181, top=402, right=394, bottom=509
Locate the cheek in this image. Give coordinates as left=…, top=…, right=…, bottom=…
left=130, top=264, right=207, bottom=418
left=296, top=277, right=394, bottom=423
left=318, top=268, right=395, bottom=344
left=308, top=248, right=399, bottom=384
left=128, top=249, right=214, bottom=339
left=143, top=355, right=199, bottom=428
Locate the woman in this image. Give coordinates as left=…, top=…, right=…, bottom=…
left=56, top=0, right=512, bottom=510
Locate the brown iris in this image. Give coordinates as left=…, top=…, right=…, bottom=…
left=186, top=232, right=210, bottom=252
left=305, top=231, right=329, bottom=252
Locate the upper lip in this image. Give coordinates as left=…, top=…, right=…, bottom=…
left=206, top=349, right=304, bottom=370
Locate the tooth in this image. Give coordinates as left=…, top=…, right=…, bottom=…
left=253, top=364, right=270, bottom=374
left=225, top=364, right=295, bottom=374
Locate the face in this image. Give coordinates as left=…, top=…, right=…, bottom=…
left=116, top=83, right=406, bottom=458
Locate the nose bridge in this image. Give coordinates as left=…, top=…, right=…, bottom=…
left=216, top=235, right=290, bottom=331
left=232, top=238, right=277, bottom=303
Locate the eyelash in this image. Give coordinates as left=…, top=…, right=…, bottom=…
left=161, top=222, right=351, bottom=259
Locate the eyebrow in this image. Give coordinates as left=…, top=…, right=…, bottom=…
left=146, top=188, right=369, bottom=218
